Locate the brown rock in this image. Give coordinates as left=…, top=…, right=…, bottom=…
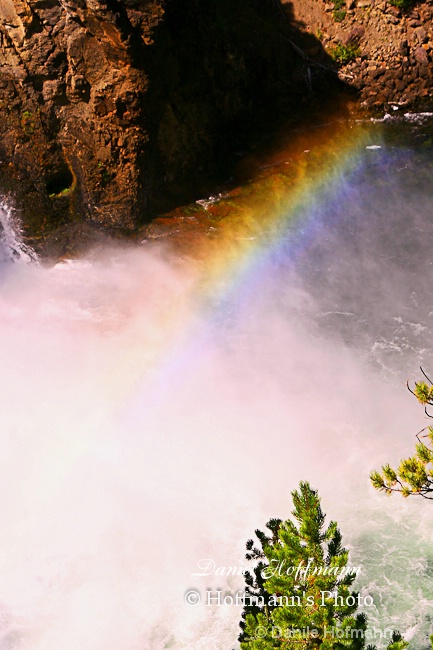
left=352, top=77, right=366, bottom=89
left=42, top=79, right=66, bottom=103
left=345, top=26, right=366, bottom=44
left=399, top=39, right=409, bottom=54
left=414, top=45, right=429, bottom=65
left=387, top=5, right=401, bottom=16
left=382, top=70, right=394, bottom=83
left=370, top=66, right=386, bottom=78
left=373, top=93, right=387, bottom=105
left=415, top=26, right=428, bottom=43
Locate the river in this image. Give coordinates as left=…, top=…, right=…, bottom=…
left=0, top=113, right=432, bottom=649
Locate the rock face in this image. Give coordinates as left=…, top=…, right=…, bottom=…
left=0, top=0, right=156, bottom=242
left=286, top=0, right=433, bottom=111
left=3, top=0, right=429, bottom=254
left=0, top=0, right=316, bottom=253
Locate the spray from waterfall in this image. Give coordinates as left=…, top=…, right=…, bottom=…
left=0, top=200, right=38, bottom=265
left=0, top=120, right=432, bottom=649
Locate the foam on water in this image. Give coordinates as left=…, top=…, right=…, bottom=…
left=0, top=202, right=38, bottom=266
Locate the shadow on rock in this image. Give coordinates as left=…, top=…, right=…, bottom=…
left=139, top=0, right=355, bottom=216
left=0, top=0, right=355, bottom=258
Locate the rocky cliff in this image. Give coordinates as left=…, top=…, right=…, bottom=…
left=0, top=0, right=323, bottom=254
left=1, top=0, right=431, bottom=256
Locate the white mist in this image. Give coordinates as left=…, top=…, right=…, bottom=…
left=0, top=139, right=433, bottom=649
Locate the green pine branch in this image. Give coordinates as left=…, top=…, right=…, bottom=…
left=371, top=370, right=433, bottom=499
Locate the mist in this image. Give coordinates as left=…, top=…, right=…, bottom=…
left=1, top=136, right=433, bottom=649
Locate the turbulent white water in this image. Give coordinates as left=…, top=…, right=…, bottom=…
left=0, top=202, right=38, bottom=265
left=1, top=135, right=433, bottom=649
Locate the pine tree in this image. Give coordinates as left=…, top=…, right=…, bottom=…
left=371, top=370, right=433, bottom=499
left=238, top=482, right=407, bottom=650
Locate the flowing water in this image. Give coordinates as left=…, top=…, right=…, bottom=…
left=1, top=115, right=433, bottom=650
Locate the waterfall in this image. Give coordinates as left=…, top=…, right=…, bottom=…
left=0, top=200, right=38, bottom=265
left=0, top=121, right=432, bottom=649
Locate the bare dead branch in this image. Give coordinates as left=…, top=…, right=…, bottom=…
left=420, top=366, right=433, bottom=385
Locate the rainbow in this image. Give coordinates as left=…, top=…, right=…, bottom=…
left=199, top=123, right=378, bottom=304
left=130, top=118, right=382, bottom=404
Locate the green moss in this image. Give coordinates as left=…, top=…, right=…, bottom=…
left=333, top=0, right=347, bottom=21
left=183, top=204, right=203, bottom=217
left=49, top=187, right=71, bottom=198
left=21, top=110, right=35, bottom=136
left=389, top=0, right=413, bottom=9
left=329, top=43, right=361, bottom=64
left=334, top=8, right=347, bottom=21
left=97, top=162, right=113, bottom=187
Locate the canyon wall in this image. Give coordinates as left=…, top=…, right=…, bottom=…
left=0, top=0, right=312, bottom=254
left=1, top=0, right=431, bottom=255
